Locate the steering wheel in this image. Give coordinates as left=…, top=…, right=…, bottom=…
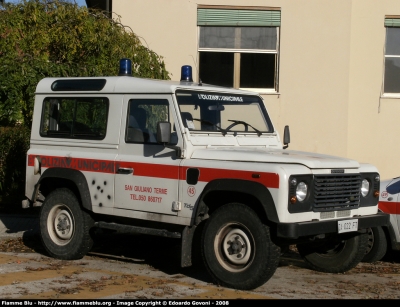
left=225, top=121, right=249, bottom=132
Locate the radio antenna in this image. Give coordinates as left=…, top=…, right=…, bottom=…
left=190, top=55, right=202, bottom=86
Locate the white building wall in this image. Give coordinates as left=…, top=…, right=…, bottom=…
left=113, top=0, right=400, bottom=179
left=348, top=0, right=400, bottom=179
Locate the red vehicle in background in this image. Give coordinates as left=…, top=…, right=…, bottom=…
left=363, top=177, right=400, bottom=262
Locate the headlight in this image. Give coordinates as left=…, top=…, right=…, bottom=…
left=288, top=175, right=312, bottom=212
left=361, top=179, right=370, bottom=197
left=360, top=172, right=380, bottom=207
left=296, top=182, right=308, bottom=201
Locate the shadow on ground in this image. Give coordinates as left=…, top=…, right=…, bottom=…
left=15, top=226, right=400, bottom=286
left=17, top=230, right=310, bottom=285
left=19, top=231, right=214, bottom=284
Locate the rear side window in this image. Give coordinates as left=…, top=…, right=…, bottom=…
left=40, top=97, right=109, bottom=140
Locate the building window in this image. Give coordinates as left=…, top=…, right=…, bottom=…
left=197, top=7, right=281, bottom=92
left=384, top=18, right=400, bottom=94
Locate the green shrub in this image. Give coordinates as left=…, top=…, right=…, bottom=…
left=0, top=0, right=170, bottom=128
left=0, top=0, right=170, bottom=212
left=0, top=126, right=30, bottom=208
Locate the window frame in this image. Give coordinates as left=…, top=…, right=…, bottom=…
left=175, top=89, right=275, bottom=133
left=39, top=97, right=109, bottom=140
left=382, top=17, right=400, bottom=97
left=125, top=98, right=176, bottom=145
left=197, top=7, right=281, bottom=93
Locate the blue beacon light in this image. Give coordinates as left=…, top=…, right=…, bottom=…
left=180, top=65, right=193, bottom=82
left=119, top=58, right=132, bottom=76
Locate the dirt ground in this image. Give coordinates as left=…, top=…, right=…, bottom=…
left=0, top=233, right=399, bottom=300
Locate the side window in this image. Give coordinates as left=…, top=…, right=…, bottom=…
left=126, top=99, right=177, bottom=144
left=40, top=97, right=108, bottom=139
left=384, top=18, right=400, bottom=94
left=197, top=8, right=280, bottom=91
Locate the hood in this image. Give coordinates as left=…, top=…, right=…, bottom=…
left=190, top=147, right=360, bottom=169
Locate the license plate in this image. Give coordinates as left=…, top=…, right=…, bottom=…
left=338, top=219, right=358, bottom=233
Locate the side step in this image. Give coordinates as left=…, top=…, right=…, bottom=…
left=94, top=221, right=182, bottom=239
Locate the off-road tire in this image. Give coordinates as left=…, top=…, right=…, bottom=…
left=296, top=232, right=368, bottom=273
left=40, top=188, right=94, bottom=260
left=201, top=203, right=280, bottom=290
left=362, top=227, right=387, bottom=263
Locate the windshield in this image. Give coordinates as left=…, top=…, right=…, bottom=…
left=175, top=90, right=273, bottom=134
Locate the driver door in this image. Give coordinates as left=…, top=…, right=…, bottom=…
left=114, top=95, right=182, bottom=216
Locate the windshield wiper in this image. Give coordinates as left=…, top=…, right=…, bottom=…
left=193, top=118, right=227, bottom=135
left=226, top=120, right=262, bottom=136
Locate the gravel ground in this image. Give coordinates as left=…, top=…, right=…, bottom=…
left=0, top=232, right=399, bottom=299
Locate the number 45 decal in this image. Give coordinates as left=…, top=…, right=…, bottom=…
left=187, top=186, right=196, bottom=197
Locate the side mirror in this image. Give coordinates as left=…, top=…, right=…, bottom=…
left=283, top=125, right=290, bottom=149
left=157, top=121, right=171, bottom=144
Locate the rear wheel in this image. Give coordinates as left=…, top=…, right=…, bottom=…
left=296, top=232, right=368, bottom=273
left=201, top=203, right=280, bottom=290
left=40, top=188, right=94, bottom=260
left=362, top=227, right=387, bottom=263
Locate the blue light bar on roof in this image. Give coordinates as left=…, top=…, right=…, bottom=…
left=119, top=58, right=132, bottom=76
left=180, top=65, right=193, bottom=82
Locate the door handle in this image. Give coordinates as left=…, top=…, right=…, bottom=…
left=117, top=167, right=133, bottom=174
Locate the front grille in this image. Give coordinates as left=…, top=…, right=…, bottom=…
left=313, top=174, right=361, bottom=211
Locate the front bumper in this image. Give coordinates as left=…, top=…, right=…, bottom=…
left=276, top=212, right=389, bottom=239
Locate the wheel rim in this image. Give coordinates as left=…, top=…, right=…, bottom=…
left=214, top=223, right=254, bottom=272
left=365, top=228, right=375, bottom=254
left=47, top=204, right=75, bottom=246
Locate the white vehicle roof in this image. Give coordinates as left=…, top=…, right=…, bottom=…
left=35, top=76, right=256, bottom=96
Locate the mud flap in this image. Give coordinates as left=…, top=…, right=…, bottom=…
left=181, top=225, right=197, bottom=267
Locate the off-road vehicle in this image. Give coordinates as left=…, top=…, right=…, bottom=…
left=23, top=59, right=389, bottom=290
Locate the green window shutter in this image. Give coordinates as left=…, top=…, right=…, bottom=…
left=197, top=9, right=281, bottom=27
left=385, top=18, right=400, bottom=27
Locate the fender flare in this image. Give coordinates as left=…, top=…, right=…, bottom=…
left=181, top=179, right=279, bottom=267
left=193, top=178, right=279, bottom=225
left=34, top=168, right=92, bottom=211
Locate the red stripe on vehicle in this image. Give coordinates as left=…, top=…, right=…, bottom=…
left=378, top=201, right=399, bottom=215
left=28, top=155, right=115, bottom=174
left=28, top=155, right=279, bottom=188
left=118, top=161, right=179, bottom=180
left=180, top=166, right=279, bottom=189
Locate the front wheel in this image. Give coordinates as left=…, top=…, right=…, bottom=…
left=362, top=227, right=387, bottom=263
left=40, top=188, right=94, bottom=260
left=296, top=232, right=368, bottom=273
left=201, top=203, right=280, bottom=290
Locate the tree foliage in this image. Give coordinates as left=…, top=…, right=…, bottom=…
left=0, top=0, right=170, bottom=128
left=0, top=125, right=30, bottom=202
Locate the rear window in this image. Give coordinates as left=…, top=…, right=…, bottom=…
left=40, top=97, right=109, bottom=140
left=51, top=79, right=106, bottom=91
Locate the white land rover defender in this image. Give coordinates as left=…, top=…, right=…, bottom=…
left=23, top=59, right=389, bottom=290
